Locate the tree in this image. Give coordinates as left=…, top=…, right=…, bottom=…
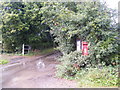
left=40, top=2, right=119, bottom=76
left=1, top=2, right=53, bottom=52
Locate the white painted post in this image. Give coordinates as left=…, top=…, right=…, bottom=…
left=22, top=44, right=24, bottom=55
left=76, top=39, right=81, bottom=51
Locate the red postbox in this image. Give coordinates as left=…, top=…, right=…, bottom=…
left=82, top=42, right=88, bottom=55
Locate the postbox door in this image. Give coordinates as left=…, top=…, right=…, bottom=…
left=82, top=42, right=88, bottom=55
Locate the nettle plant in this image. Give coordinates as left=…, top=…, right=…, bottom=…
left=41, top=2, right=119, bottom=76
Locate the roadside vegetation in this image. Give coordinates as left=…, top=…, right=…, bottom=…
left=76, top=66, right=118, bottom=87
left=62, top=65, right=119, bottom=87
left=0, top=47, right=55, bottom=56
left=26, top=47, right=56, bottom=56
left=0, top=1, right=119, bottom=87
left=0, top=59, right=9, bottom=65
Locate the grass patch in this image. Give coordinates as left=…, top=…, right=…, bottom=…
left=1, top=47, right=56, bottom=56
left=26, top=47, right=56, bottom=56
left=40, top=48, right=55, bottom=55
left=75, top=66, right=118, bottom=87
left=0, top=59, right=9, bottom=65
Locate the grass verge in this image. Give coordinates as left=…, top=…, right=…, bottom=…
left=75, top=66, right=119, bottom=87
left=1, top=47, right=56, bottom=56
left=0, top=59, right=9, bottom=65
left=26, top=47, right=56, bottom=56
left=60, top=66, right=119, bottom=87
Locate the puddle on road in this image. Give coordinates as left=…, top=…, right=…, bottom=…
left=1, top=53, right=77, bottom=88
left=36, top=60, right=45, bottom=70
left=1, top=56, right=77, bottom=88
left=2, top=59, right=56, bottom=88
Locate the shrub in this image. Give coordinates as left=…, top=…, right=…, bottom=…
left=56, top=49, right=119, bottom=81
left=56, top=51, right=92, bottom=77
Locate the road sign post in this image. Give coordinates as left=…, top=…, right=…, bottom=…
left=22, top=44, right=31, bottom=55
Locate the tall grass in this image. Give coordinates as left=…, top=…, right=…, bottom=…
left=75, top=66, right=118, bottom=87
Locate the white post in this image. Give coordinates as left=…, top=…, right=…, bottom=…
left=77, top=39, right=81, bottom=51
left=22, top=44, right=24, bottom=55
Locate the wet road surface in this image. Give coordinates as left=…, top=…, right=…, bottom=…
left=1, top=53, right=77, bottom=88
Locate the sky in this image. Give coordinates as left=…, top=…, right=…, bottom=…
left=102, top=0, right=120, bottom=23
left=104, top=0, right=119, bottom=10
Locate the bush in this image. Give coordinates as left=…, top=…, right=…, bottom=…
left=56, top=49, right=119, bottom=79
left=0, top=59, right=9, bottom=65
left=56, top=51, right=92, bottom=77
left=76, top=66, right=119, bottom=87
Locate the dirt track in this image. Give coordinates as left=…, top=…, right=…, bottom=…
left=1, top=53, right=77, bottom=88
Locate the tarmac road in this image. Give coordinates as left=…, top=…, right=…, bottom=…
left=1, top=52, right=77, bottom=88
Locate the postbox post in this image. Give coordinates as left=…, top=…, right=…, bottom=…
left=82, top=42, right=88, bottom=55
left=76, top=38, right=82, bottom=51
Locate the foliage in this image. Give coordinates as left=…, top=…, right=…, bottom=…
left=26, top=47, right=55, bottom=56
left=0, top=59, right=9, bottom=65
left=56, top=51, right=91, bottom=77
left=0, top=2, right=119, bottom=85
left=0, top=2, right=53, bottom=52
left=41, top=2, right=119, bottom=70
left=75, top=66, right=119, bottom=87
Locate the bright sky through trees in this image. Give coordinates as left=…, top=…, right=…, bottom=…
left=104, top=0, right=119, bottom=10
left=102, top=0, right=119, bottom=23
